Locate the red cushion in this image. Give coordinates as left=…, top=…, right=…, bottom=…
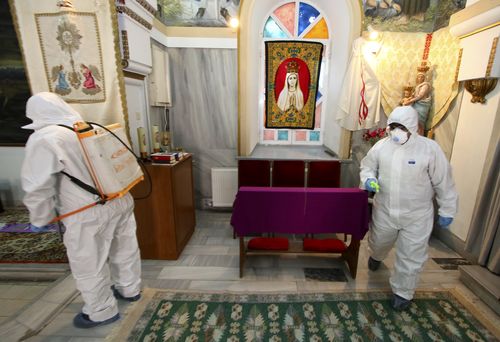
left=303, top=238, right=347, bottom=253
left=247, top=237, right=289, bottom=250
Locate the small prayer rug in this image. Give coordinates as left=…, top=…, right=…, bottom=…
left=0, top=207, right=59, bottom=232
left=304, top=268, right=348, bottom=282
left=109, top=289, right=499, bottom=342
left=0, top=232, right=67, bottom=263
left=432, top=258, right=473, bottom=270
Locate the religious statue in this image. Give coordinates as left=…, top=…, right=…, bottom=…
left=402, top=61, right=431, bottom=135
left=399, top=84, right=414, bottom=106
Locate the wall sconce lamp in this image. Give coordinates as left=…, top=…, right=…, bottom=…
left=367, top=25, right=379, bottom=41
left=463, top=78, right=498, bottom=104
left=220, top=7, right=239, bottom=28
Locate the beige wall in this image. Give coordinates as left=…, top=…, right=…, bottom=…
left=450, top=85, right=500, bottom=241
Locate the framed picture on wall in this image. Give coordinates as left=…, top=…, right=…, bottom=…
left=265, top=40, right=323, bottom=130
left=157, top=0, right=240, bottom=27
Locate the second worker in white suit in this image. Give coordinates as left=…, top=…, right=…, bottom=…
left=359, top=106, right=458, bottom=310
left=21, top=92, right=142, bottom=328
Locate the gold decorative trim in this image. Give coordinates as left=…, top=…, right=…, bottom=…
left=135, top=0, right=157, bottom=16
left=455, top=48, right=463, bottom=82
left=458, top=21, right=500, bottom=39
left=110, top=0, right=131, bottom=142
left=121, top=29, right=130, bottom=68
left=116, top=5, right=152, bottom=30
left=486, top=37, right=498, bottom=77
left=464, top=78, right=498, bottom=104
left=34, top=12, right=107, bottom=104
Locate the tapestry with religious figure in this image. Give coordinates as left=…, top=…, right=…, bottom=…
left=265, top=41, right=323, bottom=129
left=9, top=0, right=127, bottom=127
left=35, top=12, right=105, bottom=102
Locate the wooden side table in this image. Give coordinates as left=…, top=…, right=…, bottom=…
left=131, top=155, right=196, bottom=259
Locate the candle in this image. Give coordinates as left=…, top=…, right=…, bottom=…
left=137, top=127, right=147, bottom=158
left=151, top=125, right=160, bottom=152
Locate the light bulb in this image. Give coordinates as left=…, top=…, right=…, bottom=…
left=229, top=17, right=239, bottom=28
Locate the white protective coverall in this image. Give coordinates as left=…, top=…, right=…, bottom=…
left=359, top=106, right=458, bottom=300
left=21, top=92, right=141, bottom=322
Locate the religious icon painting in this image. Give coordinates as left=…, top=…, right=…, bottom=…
left=265, top=41, right=323, bottom=129
left=35, top=12, right=105, bottom=103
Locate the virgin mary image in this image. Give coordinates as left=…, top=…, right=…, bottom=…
left=277, top=60, right=304, bottom=112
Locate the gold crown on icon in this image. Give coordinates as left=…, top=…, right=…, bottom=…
left=403, top=84, right=414, bottom=92
left=286, top=61, right=299, bottom=73
left=417, top=61, right=430, bottom=74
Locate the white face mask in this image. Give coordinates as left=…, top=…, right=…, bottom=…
left=390, top=128, right=409, bottom=145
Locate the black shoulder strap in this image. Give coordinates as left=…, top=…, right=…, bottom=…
left=58, top=124, right=73, bottom=130
left=60, top=171, right=102, bottom=198
left=56, top=124, right=103, bottom=200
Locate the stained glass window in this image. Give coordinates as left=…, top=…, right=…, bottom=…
left=298, top=2, right=320, bottom=37
left=264, top=17, right=288, bottom=38
left=261, top=1, right=329, bottom=145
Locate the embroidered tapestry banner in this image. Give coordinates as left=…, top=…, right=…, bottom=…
left=35, top=12, right=105, bottom=102
left=265, top=41, right=323, bottom=129
left=9, top=0, right=127, bottom=127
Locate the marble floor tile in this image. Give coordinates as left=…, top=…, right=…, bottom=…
left=158, top=266, right=241, bottom=280
left=142, top=279, right=191, bottom=289
left=182, top=245, right=232, bottom=255
left=188, top=280, right=298, bottom=292
left=0, top=299, right=31, bottom=316
left=0, top=284, right=49, bottom=300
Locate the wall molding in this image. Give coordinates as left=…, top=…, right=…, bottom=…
left=116, top=4, right=152, bottom=30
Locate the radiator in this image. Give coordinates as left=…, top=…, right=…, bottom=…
left=211, top=167, right=238, bottom=207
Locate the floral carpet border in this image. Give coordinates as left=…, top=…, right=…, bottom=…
left=108, top=288, right=500, bottom=342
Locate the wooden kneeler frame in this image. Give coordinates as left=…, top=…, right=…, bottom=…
left=239, top=236, right=361, bottom=279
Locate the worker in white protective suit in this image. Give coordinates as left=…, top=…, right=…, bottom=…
left=359, top=106, right=458, bottom=310
left=21, top=92, right=142, bottom=328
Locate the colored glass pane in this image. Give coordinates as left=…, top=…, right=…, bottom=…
left=273, top=2, right=296, bottom=36
left=304, top=17, right=329, bottom=39
left=278, top=130, right=289, bottom=141
left=264, top=17, right=288, bottom=38
left=298, top=2, right=320, bottom=37
left=263, top=130, right=275, bottom=140
left=295, top=131, right=307, bottom=141
left=310, top=131, right=320, bottom=141
left=315, top=103, right=322, bottom=128
left=316, top=90, right=322, bottom=101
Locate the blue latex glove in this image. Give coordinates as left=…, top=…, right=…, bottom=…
left=364, top=178, right=379, bottom=193
left=29, top=224, right=51, bottom=232
left=438, top=216, right=453, bottom=228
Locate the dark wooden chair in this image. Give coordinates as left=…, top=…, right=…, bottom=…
left=307, top=160, right=341, bottom=188
left=272, top=160, right=305, bottom=187
left=238, top=160, right=271, bottom=188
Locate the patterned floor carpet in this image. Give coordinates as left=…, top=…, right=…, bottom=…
left=0, top=207, right=67, bottom=263
left=110, top=289, right=498, bottom=342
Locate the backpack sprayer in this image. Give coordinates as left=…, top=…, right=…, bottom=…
left=51, top=121, right=146, bottom=223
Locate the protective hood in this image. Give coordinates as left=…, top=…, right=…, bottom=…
left=387, top=106, right=418, bottom=134
left=22, top=92, right=83, bottom=130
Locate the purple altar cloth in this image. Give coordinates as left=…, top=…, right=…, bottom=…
left=231, top=187, right=369, bottom=240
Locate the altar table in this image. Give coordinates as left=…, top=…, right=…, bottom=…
left=231, top=187, right=369, bottom=278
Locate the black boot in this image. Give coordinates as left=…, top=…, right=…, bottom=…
left=368, top=256, right=381, bottom=271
